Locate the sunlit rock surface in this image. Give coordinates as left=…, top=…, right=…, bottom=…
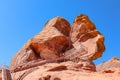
left=70, top=14, right=105, bottom=60
left=10, top=16, right=71, bottom=70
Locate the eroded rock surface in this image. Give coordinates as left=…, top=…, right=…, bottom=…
left=74, top=60, right=96, bottom=71
left=70, top=14, right=105, bottom=60
left=97, top=57, right=120, bottom=73
left=11, top=61, right=120, bottom=80
left=10, top=16, right=71, bottom=70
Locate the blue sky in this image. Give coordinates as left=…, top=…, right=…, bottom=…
left=0, top=0, right=120, bottom=66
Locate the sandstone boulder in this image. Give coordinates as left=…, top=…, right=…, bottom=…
left=70, top=14, right=105, bottom=60
left=10, top=16, right=71, bottom=70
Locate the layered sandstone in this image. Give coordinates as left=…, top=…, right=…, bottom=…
left=8, top=14, right=107, bottom=80
left=10, top=16, right=71, bottom=70
left=11, top=61, right=120, bottom=80
left=10, top=14, right=105, bottom=71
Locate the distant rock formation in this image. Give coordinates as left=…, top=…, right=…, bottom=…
left=97, top=57, right=120, bottom=73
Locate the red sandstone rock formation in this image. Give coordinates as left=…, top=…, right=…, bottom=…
left=10, top=16, right=71, bottom=70
left=10, top=14, right=105, bottom=71
left=70, top=14, right=105, bottom=60
left=8, top=14, right=109, bottom=80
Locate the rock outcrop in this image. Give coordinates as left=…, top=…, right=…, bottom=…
left=97, top=57, right=120, bottom=73
left=10, top=14, right=105, bottom=71
left=10, top=16, right=71, bottom=70
left=70, top=14, right=105, bottom=60
left=8, top=14, right=107, bottom=80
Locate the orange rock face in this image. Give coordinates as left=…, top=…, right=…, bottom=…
left=10, top=16, right=71, bottom=70
left=70, top=14, right=105, bottom=60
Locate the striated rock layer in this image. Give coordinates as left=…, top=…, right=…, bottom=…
left=11, top=61, right=120, bottom=80
left=10, top=16, right=71, bottom=70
